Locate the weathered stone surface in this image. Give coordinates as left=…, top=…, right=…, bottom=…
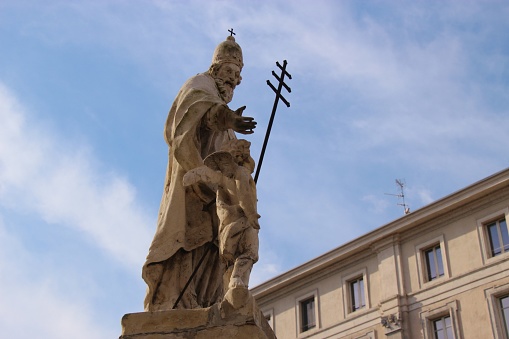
left=121, top=309, right=209, bottom=335
left=222, top=286, right=250, bottom=310
left=120, top=31, right=266, bottom=338
left=142, top=33, right=259, bottom=313
left=184, top=140, right=260, bottom=301
left=120, top=296, right=276, bottom=339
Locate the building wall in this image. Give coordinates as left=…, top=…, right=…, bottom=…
left=253, top=170, right=509, bottom=339
left=259, top=254, right=382, bottom=338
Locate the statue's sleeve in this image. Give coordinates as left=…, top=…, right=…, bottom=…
left=169, top=74, right=225, bottom=172
left=204, top=104, right=234, bottom=132
left=173, top=100, right=217, bottom=171
left=183, top=166, right=221, bottom=187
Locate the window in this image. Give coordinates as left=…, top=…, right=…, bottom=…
left=500, top=296, right=509, bottom=337
left=485, top=285, right=509, bottom=338
left=295, top=290, right=320, bottom=336
left=416, top=235, right=450, bottom=287
left=486, top=217, right=509, bottom=257
left=420, top=301, right=460, bottom=339
left=432, top=315, right=454, bottom=339
left=425, top=244, right=445, bottom=281
left=300, top=297, right=316, bottom=332
left=350, top=277, right=366, bottom=312
left=342, top=268, right=370, bottom=316
left=477, top=209, right=509, bottom=264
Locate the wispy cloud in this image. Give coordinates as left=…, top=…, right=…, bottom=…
left=1, top=2, right=508, bottom=337
left=0, top=83, right=152, bottom=270
left=0, top=218, right=114, bottom=339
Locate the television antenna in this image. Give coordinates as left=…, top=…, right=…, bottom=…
left=385, top=179, right=410, bottom=215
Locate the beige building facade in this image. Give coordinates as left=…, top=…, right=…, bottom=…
left=252, top=168, right=509, bottom=339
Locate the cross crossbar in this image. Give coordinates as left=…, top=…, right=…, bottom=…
left=271, top=71, right=292, bottom=93
left=276, top=61, right=292, bottom=79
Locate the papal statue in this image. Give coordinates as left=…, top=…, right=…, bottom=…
left=142, top=34, right=259, bottom=311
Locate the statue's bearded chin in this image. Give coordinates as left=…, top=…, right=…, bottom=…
left=215, top=78, right=235, bottom=103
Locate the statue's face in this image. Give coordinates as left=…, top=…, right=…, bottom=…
left=230, top=146, right=249, bottom=165
left=211, top=62, right=242, bottom=103
left=218, top=158, right=235, bottom=178
left=215, top=63, right=242, bottom=92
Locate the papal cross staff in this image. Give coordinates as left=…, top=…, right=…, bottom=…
left=254, top=60, right=292, bottom=183
left=172, top=58, right=292, bottom=309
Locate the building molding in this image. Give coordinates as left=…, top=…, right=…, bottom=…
left=485, top=283, right=509, bottom=339
left=251, top=168, right=509, bottom=338
left=414, top=234, right=451, bottom=289
left=419, top=300, right=461, bottom=339
left=295, top=289, right=320, bottom=337
left=253, top=170, right=509, bottom=301
left=476, top=206, right=509, bottom=265
left=342, top=267, right=370, bottom=318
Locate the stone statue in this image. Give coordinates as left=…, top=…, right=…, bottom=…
left=183, top=139, right=259, bottom=294
left=142, top=35, right=257, bottom=311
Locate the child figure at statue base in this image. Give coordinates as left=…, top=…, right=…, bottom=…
left=183, top=139, right=259, bottom=304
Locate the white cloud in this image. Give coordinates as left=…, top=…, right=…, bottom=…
left=1, top=3, right=508, bottom=337
left=0, top=83, right=152, bottom=270
left=0, top=218, right=114, bottom=339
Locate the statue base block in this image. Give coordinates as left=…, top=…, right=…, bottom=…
left=120, top=293, right=276, bottom=339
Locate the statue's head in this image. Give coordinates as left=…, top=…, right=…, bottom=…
left=221, top=139, right=254, bottom=173
left=209, top=36, right=243, bottom=103
left=211, top=35, right=243, bottom=70
left=204, top=151, right=236, bottom=178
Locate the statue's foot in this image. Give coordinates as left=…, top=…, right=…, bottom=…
left=223, top=285, right=250, bottom=310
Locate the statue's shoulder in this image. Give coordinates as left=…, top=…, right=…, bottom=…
left=181, top=72, right=215, bottom=92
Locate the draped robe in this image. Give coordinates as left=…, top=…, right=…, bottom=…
left=142, top=72, right=236, bottom=310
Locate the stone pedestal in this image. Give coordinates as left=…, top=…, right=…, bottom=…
left=120, top=293, right=276, bottom=339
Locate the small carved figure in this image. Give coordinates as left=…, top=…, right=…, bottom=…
left=183, top=139, right=260, bottom=293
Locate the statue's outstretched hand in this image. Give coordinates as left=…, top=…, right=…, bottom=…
left=232, top=115, right=256, bottom=134
left=226, top=106, right=256, bottom=134
left=234, top=106, right=246, bottom=116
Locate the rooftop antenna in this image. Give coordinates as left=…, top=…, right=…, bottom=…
left=385, top=179, right=410, bottom=215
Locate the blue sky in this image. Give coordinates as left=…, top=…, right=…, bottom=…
left=1, top=1, right=508, bottom=337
